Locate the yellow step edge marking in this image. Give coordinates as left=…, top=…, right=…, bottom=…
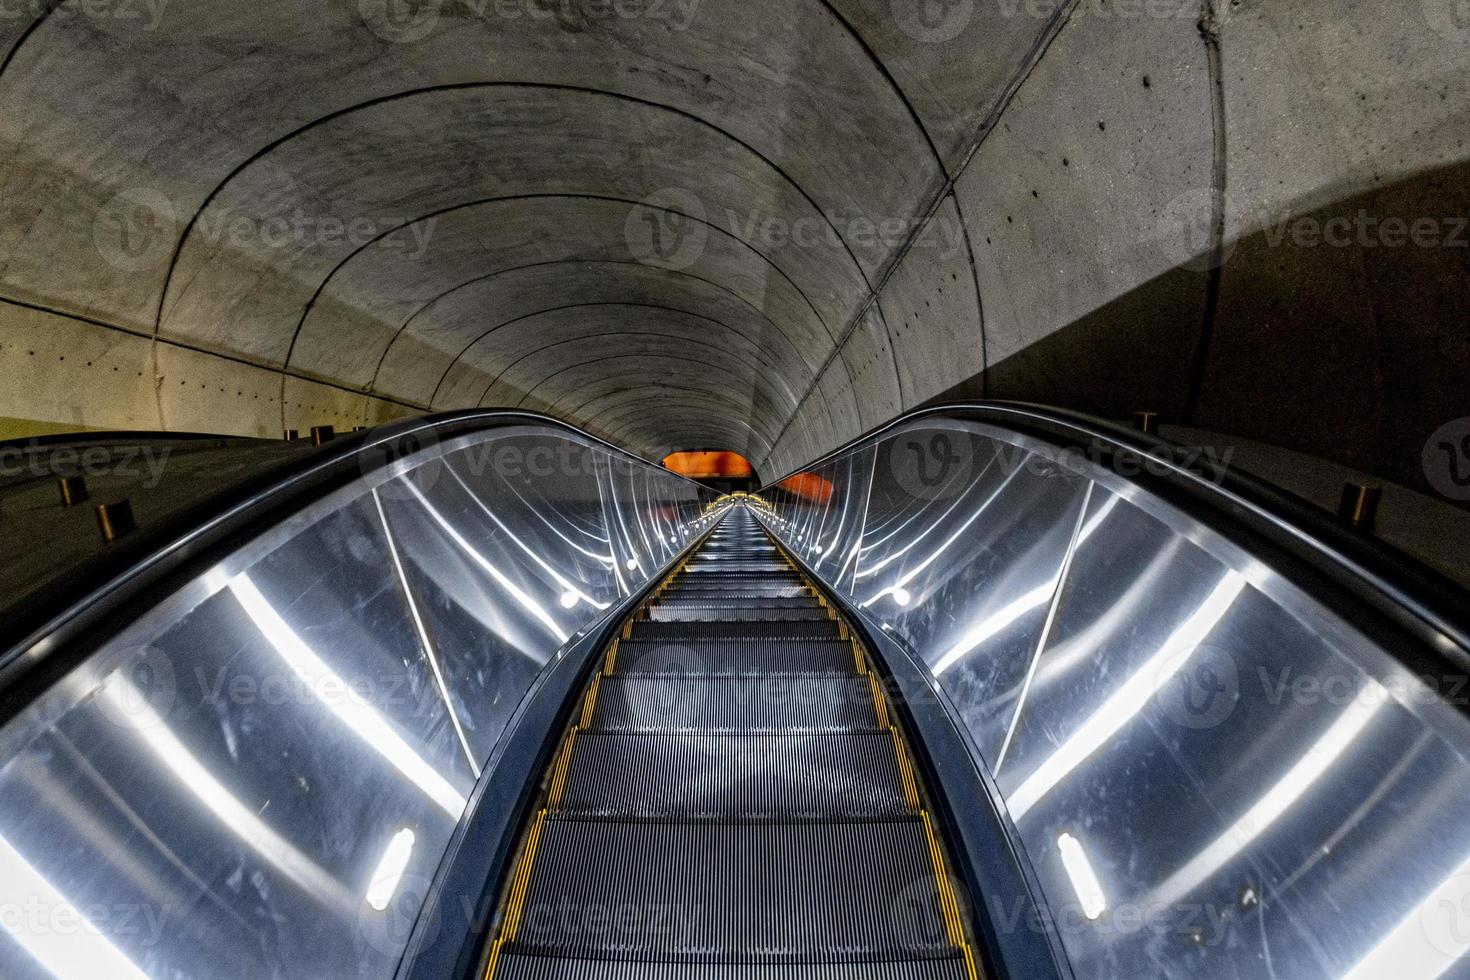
left=890, top=727, right=921, bottom=810
left=482, top=937, right=504, bottom=980
left=604, top=637, right=620, bottom=675
left=920, top=811, right=981, bottom=980
left=503, top=809, right=547, bottom=941
left=850, top=636, right=866, bottom=674
left=868, top=673, right=890, bottom=728
left=960, top=943, right=980, bottom=980
left=920, top=810, right=963, bottom=946
left=549, top=729, right=578, bottom=807
left=622, top=619, right=634, bottom=640
left=581, top=673, right=603, bottom=727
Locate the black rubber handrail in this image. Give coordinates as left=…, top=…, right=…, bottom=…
left=757, top=401, right=1470, bottom=683
left=0, top=410, right=713, bottom=724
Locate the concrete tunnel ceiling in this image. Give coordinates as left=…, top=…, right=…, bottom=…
left=0, top=0, right=1466, bottom=494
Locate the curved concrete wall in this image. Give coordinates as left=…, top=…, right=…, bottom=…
left=0, top=0, right=1464, bottom=505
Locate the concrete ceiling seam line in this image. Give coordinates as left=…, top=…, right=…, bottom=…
left=152, top=81, right=878, bottom=335
left=0, top=294, right=428, bottom=416
left=412, top=262, right=826, bottom=406
left=599, top=409, right=771, bottom=448
left=588, top=401, right=762, bottom=443
left=0, top=1, right=59, bottom=83
left=463, top=318, right=810, bottom=422
left=576, top=387, right=786, bottom=434
left=286, top=192, right=844, bottom=393
left=433, top=294, right=818, bottom=404
left=765, top=301, right=901, bottom=454
left=808, top=0, right=948, bottom=176
left=596, top=412, right=772, bottom=459
left=472, top=325, right=804, bottom=416
left=588, top=407, right=771, bottom=459
left=529, top=384, right=784, bottom=447
left=562, top=398, right=781, bottom=455
left=546, top=384, right=782, bottom=448
left=566, top=399, right=783, bottom=454
left=754, top=0, right=1088, bottom=450
left=755, top=4, right=1098, bottom=457
left=509, top=357, right=786, bottom=436
left=585, top=396, right=775, bottom=444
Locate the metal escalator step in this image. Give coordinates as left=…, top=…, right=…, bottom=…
left=672, top=576, right=804, bottom=588
left=557, top=733, right=908, bottom=818
left=591, top=675, right=879, bottom=731
left=493, top=954, right=972, bottom=980
left=647, top=606, right=831, bottom=622
left=662, top=585, right=811, bottom=600
left=631, top=620, right=842, bottom=642
left=613, top=639, right=857, bottom=676
left=511, top=817, right=953, bottom=961
left=653, top=596, right=816, bottom=609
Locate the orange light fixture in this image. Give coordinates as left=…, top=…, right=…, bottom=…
left=777, top=472, right=834, bottom=505
left=662, top=450, right=755, bottom=480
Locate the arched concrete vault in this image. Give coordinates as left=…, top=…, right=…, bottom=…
left=0, top=0, right=1464, bottom=499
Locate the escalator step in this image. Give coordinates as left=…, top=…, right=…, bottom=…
left=493, top=954, right=972, bottom=979
left=511, top=817, right=953, bottom=961
left=631, top=620, right=842, bottom=642
left=613, top=639, right=856, bottom=676
left=647, top=605, right=831, bottom=622
left=591, top=675, right=880, bottom=731
left=661, top=586, right=811, bottom=600
left=557, top=732, right=909, bottom=818
left=653, top=596, right=816, bottom=609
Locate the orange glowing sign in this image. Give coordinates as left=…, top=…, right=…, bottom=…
left=776, top=472, right=833, bottom=505
left=662, top=451, right=754, bottom=480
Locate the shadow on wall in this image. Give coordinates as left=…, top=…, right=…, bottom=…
left=930, top=161, right=1470, bottom=512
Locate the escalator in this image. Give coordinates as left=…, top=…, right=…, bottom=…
left=6, top=407, right=1470, bottom=980
left=481, top=505, right=981, bottom=980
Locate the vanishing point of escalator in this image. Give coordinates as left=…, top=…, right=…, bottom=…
left=481, top=505, right=980, bottom=979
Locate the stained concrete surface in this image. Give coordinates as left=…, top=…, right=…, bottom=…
left=0, top=0, right=1464, bottom=520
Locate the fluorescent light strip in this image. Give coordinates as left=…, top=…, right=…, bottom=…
left=230, top=576, right=468, bottom=818
left=860, top=467, right=1024, bottom=608
left=1342, top=851, right=1470, bottom=980
left=854, top=456, right=1001, bottom=582
left=101, top=681, right=354, bottom=910
left=1006, top=572, right=1248, bottom=821
left=1057, top=832, right=1108, bottom=921
left=365, top=828, right=417, bottom=912
left=1150, top=688, right=1383, bottom=910
left=932, top=495, right=1120, bottom=678
left=403, top=483, right=568, bottom=643
left=0, top=833, right=154, bottom=979
left=447, top=470, right=608, bottom=612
